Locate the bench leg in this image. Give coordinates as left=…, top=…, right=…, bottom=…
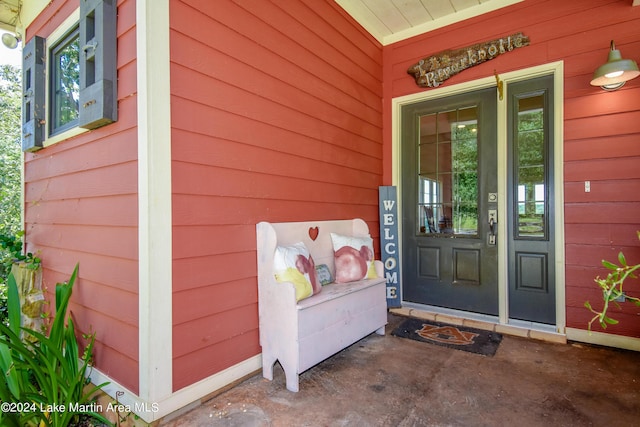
left=262, top=353, right=277, bottom=381
left=375, top=325, right=386, bottom=335
left=283, top=366, right=299, bottom=392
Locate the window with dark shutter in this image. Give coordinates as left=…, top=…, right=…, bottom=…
left=20, top=1, right=118, bottom=152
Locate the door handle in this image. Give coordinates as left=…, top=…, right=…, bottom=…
left=488, top=210, right=497, bottom=245
left=488, top=209, right=497, bottom=226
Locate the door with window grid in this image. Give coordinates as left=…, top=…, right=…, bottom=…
left=401, top=77, right=556, bottom=324
left=401, top=87, right=499, bottom=315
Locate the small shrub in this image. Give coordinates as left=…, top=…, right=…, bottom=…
left=0, top=264, right=112, bottom=427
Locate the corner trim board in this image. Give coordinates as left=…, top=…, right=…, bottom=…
left=137, top=0, right=173, bottom=402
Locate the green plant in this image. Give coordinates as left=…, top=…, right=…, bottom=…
left=585, top=231, right=640, bottom=330
left=0, top=231, right=42, bottom=327
left=1, top=64, right=26, bottom=330
left=1, top=230, right=41, bottom=276
left=0, top=65, right=23, bottom=243
left=0, top=264, right=112, bottom=427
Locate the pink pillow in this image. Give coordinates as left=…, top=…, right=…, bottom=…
left=330, top=233, right=376, bottom=283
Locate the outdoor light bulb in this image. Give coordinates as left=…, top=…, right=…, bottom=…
left=1, top=33, right=19, bottom=49
left=605, top=70, right=624, bottom=79
left=601, top=82, right=626, bottom=91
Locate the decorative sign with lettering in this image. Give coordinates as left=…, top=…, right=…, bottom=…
left=407, top=33, right=530, bottom=88
left=379, top=186, right=401, bottom=308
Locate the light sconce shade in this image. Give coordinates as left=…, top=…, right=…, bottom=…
left=590, top=40, right=640, bottom=91
left=1, top=32, right=21, bottom=49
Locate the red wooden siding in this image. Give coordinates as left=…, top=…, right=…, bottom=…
left=169, top=0, right=383, bottom=390
left=383, top=0, right=640, bottom=336
left=23, top=0, right=140, bottom=393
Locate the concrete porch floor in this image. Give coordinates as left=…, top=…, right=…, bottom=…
left=161, top=313, right=640, bottom=426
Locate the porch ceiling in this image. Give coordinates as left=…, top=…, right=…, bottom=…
left=0, top=0, right=20, bottom=33
left=335, top=0, right=522, bottom=45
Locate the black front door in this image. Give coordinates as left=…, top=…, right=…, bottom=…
left=401, top=88, right=499, bottom=315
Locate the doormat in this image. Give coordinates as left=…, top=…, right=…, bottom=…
left=391, top=317, right=502, bottom=356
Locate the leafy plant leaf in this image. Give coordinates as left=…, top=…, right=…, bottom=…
left=0, top=342, right=20, bottom=399
left=618, top=251, right=627, bottom=267
left=7, top=272, right=20, bottom=336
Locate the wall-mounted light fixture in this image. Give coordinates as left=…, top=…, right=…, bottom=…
left=1, top=32, right=21, bottom=49
left=590, top=40, right=640, bottom=91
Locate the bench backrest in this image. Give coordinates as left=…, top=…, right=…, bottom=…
left=256, top=219, right=372, bottom=279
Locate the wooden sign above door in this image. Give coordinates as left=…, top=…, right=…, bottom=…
left=407, top=33, right=530, bottom=88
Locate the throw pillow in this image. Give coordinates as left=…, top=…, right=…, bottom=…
left=315, top=264, right=334, bottom=286
left=273, top=242, right=321, bottom=301
left=330, top=233, right=377, bottom=283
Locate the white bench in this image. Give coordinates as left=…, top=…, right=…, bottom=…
left=256, top=219, right=387, bottom=392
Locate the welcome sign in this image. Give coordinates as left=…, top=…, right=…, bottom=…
left=379, top=186, right=401, bottom=307
left=407, top=33, right=529, bottom=88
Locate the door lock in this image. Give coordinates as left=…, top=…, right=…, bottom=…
left=488, top=209, right=497, bottom=224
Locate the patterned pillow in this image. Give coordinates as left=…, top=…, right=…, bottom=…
left=273, top=242, right=321, bottom=301
left=315, top=264, right=334, bottom=286
left=330, top=233, right=377, bottom=283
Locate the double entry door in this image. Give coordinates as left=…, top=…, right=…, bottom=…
left=401, top=76, right=556, bottom=325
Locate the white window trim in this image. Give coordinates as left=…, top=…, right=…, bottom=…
left=43, top=8, right=88, bottom=147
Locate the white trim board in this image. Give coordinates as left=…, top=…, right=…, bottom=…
left=87, top=355, right=262, bottom=422
left=566, top=328, right=640, bottom=352
left=137, top=0, right=173, bottom=404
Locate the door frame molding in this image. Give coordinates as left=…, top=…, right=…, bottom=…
left=391, top=61, right=565, bottom=332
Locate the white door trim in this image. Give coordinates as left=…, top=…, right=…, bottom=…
left=391, top=61, right=565, bottom=333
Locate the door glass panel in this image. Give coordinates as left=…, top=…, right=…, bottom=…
left=418, top=106, right=478, bottom=236
left=515, top=94, right=546, bottom=238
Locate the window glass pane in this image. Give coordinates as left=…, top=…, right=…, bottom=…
left=418, top=106, right=478, bottom=235
left=515, top=94, right=546, bottom=237
left=50, top=27, right=80, bottom=135
left=452, top=107, right=478, bottom=235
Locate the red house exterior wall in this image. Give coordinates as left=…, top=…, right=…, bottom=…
left=21, top=0, right=383, bottom=401
left=19, top=0, right=640, bottom=409
left=23, top=0, right=140, bottom=393
left=382, top=0, right=640, bottom=337
left=168, top=0, right=383, bottom=390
